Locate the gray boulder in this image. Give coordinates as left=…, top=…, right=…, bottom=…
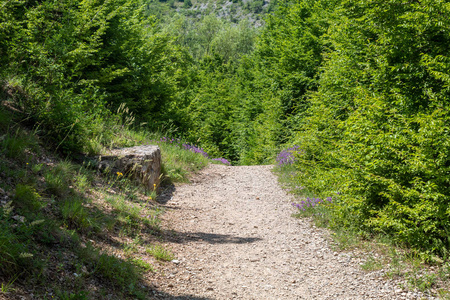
left=97, top=145, right=161, bottom=190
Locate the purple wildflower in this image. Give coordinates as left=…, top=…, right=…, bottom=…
left=211, top=158, right=231, bottom=165
left=276, top=146, right=301, bottom=166
left=182, top=143, right=209, bottom=158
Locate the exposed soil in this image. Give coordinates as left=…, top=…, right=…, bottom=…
left=152, top=164, right=434, bottom=299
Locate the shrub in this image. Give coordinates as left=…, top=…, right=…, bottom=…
left=290, top=0, right=450, bottom=256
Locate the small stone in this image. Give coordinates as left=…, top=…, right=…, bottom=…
left=171, top=259, right=180, bottom=265
left=12, top=215, right=25, bottom=223
left=206, top=287, right=214, bottom=291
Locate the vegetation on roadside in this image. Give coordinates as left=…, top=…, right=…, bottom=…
left=2, top=0, right=450, bottom=297
left=0, top=104, right=213, bottom=298
left=268, top=0, right=450, bottom=259
left=275, top=146, right=450, bottom=298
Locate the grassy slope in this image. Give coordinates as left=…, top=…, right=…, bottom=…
left=0, top=104, right=211, bottom=299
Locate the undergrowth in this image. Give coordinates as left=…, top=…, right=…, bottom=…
left=0, top=105, right=208, bottom=299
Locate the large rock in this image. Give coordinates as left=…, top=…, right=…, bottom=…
left=97, top=145, right=161, bottom=190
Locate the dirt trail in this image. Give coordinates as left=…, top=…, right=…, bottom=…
left=153, top=164, right=429, bottom=299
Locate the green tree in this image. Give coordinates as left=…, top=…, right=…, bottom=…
left=0, top=0, right=189, bottom=153
left=294, top=0, right=450, bottom=254
left=183, top=0, right=192, bottom=8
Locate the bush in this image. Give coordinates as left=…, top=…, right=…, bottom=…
left=290, top=0, right=450, bottom=256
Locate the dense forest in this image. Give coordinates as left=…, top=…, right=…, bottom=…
left=2, top=0, right=450, bottom=290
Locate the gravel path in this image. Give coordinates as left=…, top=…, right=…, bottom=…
left=154, top=164, right=430, bottom=299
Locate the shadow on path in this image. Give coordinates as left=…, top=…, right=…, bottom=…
left=166, top=230, right=262, bottom=244
left=154, top=293, right=212, bottom=300
left=157, top=183, right=176, bottom=205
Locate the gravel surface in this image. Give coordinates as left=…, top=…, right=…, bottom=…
left=153, top=164, right=434, bottom=299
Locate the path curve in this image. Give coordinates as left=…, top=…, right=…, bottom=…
left=154, top=164, right=428, bottom=299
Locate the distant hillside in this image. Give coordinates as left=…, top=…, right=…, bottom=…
left=145, top=0, right=278, bottom=26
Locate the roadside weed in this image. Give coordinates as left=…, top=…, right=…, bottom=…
left=361, top=255, right=383, bottom=271
left=95, top=252, right=141, bottom=289
left=14, top=184, right=43, bottom=212
left=31, top=163, right=44, bottom=173
left=45, top=161, right=75, bottom=197
left=1, top=129, right=39, bottom=162
left=60, top=197, right=91, bottom=231
left=0, top=274, right=19, bottom=293
left=131, top=258, right=155, bottom=272
left=123, top=236, right=143, bottom=256
left=146, top=244, right=175, bottom=261
left=56, top=290, right=88, bottom=300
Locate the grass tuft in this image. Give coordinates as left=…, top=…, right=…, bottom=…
left=45, top=161, right=75, bottom=197
left=146, top=244, right=175, bottom=261
left=1, top=129, right=39, bottom=162
left=60, top=197, right=92, bottom=232
left=14, top=184, right=43, bottom=212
